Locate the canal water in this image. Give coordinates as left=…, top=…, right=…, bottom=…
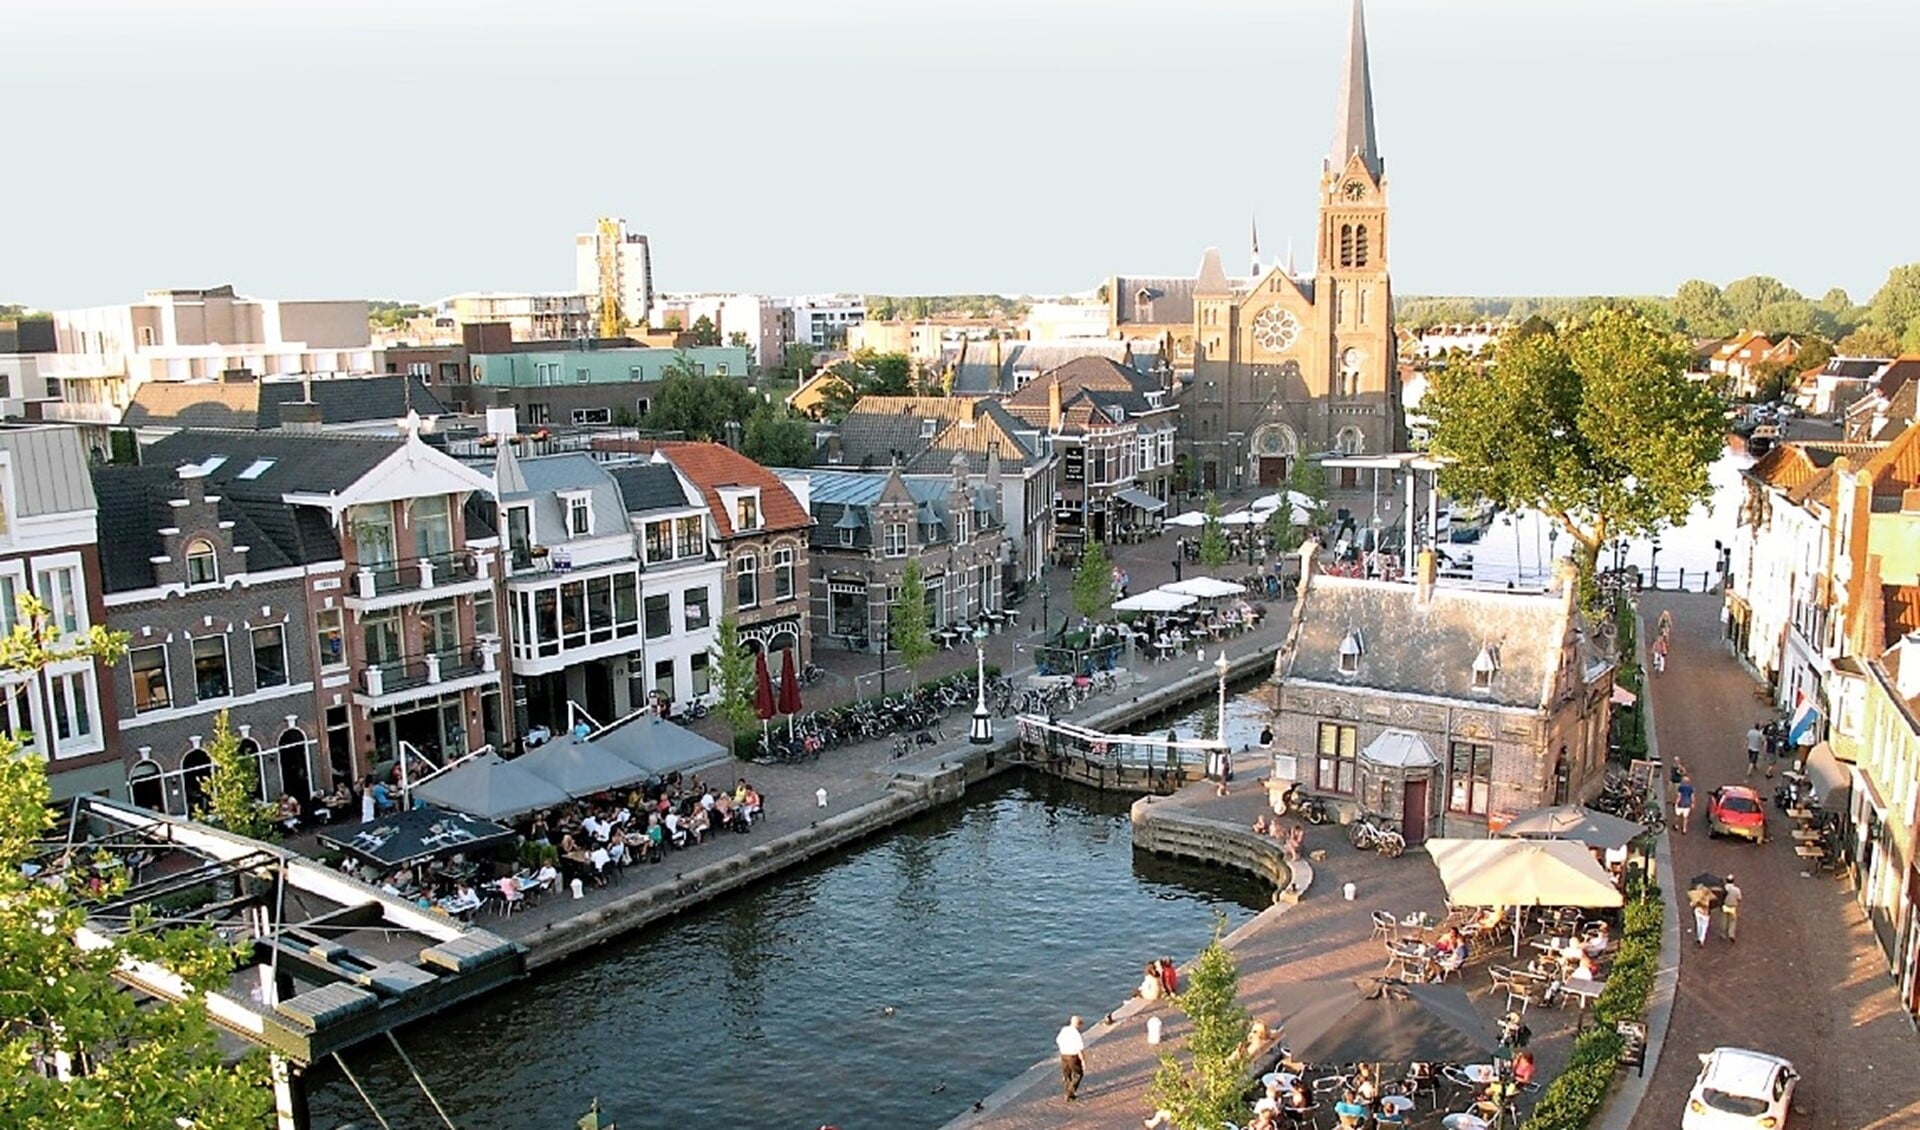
left=306, top=749, right=1271, bottom=1129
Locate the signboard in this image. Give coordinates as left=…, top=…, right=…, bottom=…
left=1628, top=758, right=1661, bottom=796
left=1063, top=446, right=1085, bottom=483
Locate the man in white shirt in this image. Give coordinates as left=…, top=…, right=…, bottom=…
left=1056, top=1015, right=1087, bottom=1101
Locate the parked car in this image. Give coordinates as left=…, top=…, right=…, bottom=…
left=1685, top=1047, right=1797, bottom=1129
left=1707, top=785, right=1768, bottom=843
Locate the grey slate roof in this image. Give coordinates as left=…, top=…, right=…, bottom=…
left=0, top=425, right=96, bottom=518
left=608, top=462, right=698, bottom=515
left=946, top=340, right=1141, bottom=395
left=516, top=454, right=629, bottom=546
left=1113, top=277, right=1200, bottom=328
left=141, top=430, right=401, bottom=498
left=121, top=376, right=448, bottom=431
left=802, top=469, right=975, bottom=553
left=91, top=464, right=300, bottom=591
left=1280, top=575, right=1575, bottom=710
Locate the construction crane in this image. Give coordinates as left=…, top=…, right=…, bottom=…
left=596, top=216, right=623, bottom=339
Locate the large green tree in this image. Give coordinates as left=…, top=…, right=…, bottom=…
left=1198, top=495, right=1230, bottom=568
left=1669, top=279, right=1736, bottom=338
left=742, top=404, right=813, bottom=468
left=1839, top=325, right=1900, bottom=358
left=641, top=360, right=758, bottom=441
left=1148, top=919, right=1252, bottom=1129
left=688, top=315, right=721, bottom=347
left=892, top=560, right=933, bottom=688
left=1867, top=263, right=1920, bottom=352
left=1423, top=307, right=1724, bottom=600
left=2, top=595, right=274, bottom=1127
left=710, top=616, right=758, bottom=736
left=1072, top=539, right=1114, bottom=623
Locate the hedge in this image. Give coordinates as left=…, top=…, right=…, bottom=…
left=1521, top=886, right=1664, bottom=1130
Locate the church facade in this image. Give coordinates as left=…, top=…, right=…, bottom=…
left=1181, top=0, right=1403, bottom=492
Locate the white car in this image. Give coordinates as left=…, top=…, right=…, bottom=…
left=1684, top=1047, right=1798, bottom=1129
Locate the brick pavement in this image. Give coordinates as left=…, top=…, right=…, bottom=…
left=950, top=757, right=1597, bottom=1129
left=1626, top=593, right=1920, bottom=1130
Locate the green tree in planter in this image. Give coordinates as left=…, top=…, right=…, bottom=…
left=1149, top=917, right=1252, bottom=1129
left=0, top=594, right=274, bottom=1127
left=1198, top=494, right=1230, bottom=568
left=200, top=709, right=272, bottom=839
left=1072, top=539, right=1114, bottom=624
left=892, top=559, right=933, bottom=689
left=711, top=616, right=758, bottom=738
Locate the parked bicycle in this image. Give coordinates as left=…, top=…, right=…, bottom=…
left=1280, top=782, right=1333, bottom=826
left=1348, top=810, right=1407, bottom=857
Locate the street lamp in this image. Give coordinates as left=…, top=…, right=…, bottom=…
left=1214, top=650, right=1231, bottom=772
left=971, top=623, right=993, bottom=744
left=1039, top=562, right=1052, bottom=642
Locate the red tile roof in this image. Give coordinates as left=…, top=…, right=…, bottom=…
left=588, top=439, right=810, bottom=538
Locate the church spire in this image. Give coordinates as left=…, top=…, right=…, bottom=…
left=1329, top=0, right=1380, bottom=179
left=1250, top=216, right=1261, bottom=276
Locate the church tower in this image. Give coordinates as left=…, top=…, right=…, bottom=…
left=1314, top=0, right=1399, bottom=456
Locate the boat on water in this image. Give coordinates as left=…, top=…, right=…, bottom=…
left=1442, top=498, right=1496, bottom=544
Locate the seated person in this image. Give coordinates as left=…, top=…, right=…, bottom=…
left=1332, top=1088, right=1368, bottom=1128
left=1434, top=926, right=1465, bottom=956
left=1477, top=905, right=1508, bottom=931
left=1252, top=815, right=1270, bottom=836
left=1583, top=923, right=1612, bottom=955
left=440, top=882, right=481, bottom=918
left=371, top=780, right=394, bottom=815
left=587, top=846, right=613, bottom=885
left=1569, top=953, right=1599, bottom=981
left=687, top=806, right=711, bottom=843
left=1511, top=1050, right=1536, bottom=1088
left=581, top=812, right=611, bottom=844
left=276, top=794, right=303, bottom=833
left=1136, top=962, right=1164, bottom=1002
left=497, top=874, right=523, bottom=907
left=531, top=861, right=560, bottom=892
left=1475, top=1077, right=1518, bottom=1120
left=1283, top=1078, right=1312, bottom=1111
left=606, top=828, right=633, bottom=866
left=1350, top=1063, right=1378, bottom=1103
left=740, top=786, right=763, bottom=824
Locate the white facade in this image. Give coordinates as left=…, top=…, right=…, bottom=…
left=1731, top=475, right=1834, bottom=706
left=0, top=353, right=52, bottom=419
left=445, top=292, right=594, bottom=342
left=573, top=220, right=655, bottom=330
left=44, top=287, right=373, bottom=426
left=1022, top=302, right=1113, bottom=342
left=788, top=295, right=865, bottom=350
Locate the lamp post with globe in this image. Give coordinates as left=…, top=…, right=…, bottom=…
left=970, top=622, right=993, bottom=744
left=1214, top=650, right=1230, bottom=778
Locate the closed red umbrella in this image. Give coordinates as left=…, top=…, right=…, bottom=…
left=753, top=651, right=777, bottom=721
left=778, top=648, right=803, bottom=716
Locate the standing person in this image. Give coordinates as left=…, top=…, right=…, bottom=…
left=1055, top=1015, right=1087, bottom=1101
left=1688, top=885, right=1715, bottom=948
left=1746, top=722, right=1765, bottom=778
left=1651, top=632, right=1668, bottom=675
left=1674, top=775, right=1695, bottom=835
left=1656, top=608, right=1673, bottom=640
left=1722, top=875, right=1743, bottom=943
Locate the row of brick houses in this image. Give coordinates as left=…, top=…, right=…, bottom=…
left=15, top=411, right=822, bottom=818
left=1727, top=415, right=1920, bottom=1021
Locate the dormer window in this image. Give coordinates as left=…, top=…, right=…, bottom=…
left=920, top=419, right=938, bottom=439
left=185, top=539, right=219, bottom=587
left=1338, top=629, right=1365, bottom=675
left=738, top=495, right=759, bottom=530
left=1472, top=645, right=1501, bottom=690
left=560, top=491, right=593, bottom=537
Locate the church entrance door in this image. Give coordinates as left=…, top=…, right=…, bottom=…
left=1258, top=457, right=1291, bottom=487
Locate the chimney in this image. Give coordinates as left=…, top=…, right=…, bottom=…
left=1900, top=633, right=1920, bottom=701
left=1297, top=538, right=1320, bottom=599
left=281, top=401, right=323, bottom=433
left=1416, top=547, right=1437, bottom=604
left=1048, top=379, right=1063, bottom=432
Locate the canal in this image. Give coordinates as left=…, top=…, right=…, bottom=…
left=306, top=693, right=1275, bottom=1129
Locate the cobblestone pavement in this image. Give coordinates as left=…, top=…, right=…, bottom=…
left=1627, top=594, right=1920, bottom=1130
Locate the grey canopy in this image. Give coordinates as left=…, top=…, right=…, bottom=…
left=411, top=751, right=571, bottom=821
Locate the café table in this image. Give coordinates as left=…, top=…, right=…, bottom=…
left=1441, top=1115, right=1489, bottom=1130
left=1561, top=979, right=1607, bottom=1027
left=1378, top=1094, right=1416, bottom=1119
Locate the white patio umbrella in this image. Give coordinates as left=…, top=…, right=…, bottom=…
left=1162, top=577, right=1246, bottom=600
left=1425, top=837, right=1622, bottom=954
left=1165, top=510, right=1208, bottom=527
left=1114, top=590, right=1198, bottom=613
left=1219, top=509, right=1262, bottom=526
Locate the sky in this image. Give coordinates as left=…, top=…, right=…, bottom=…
left=4, top=0, right=1914, bottom=310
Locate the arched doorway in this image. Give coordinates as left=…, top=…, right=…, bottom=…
left=1252, top=424, right=1298, bottom=487
left=181, top=749, right=213, bottom=817
left=239, top=738, right=271, bottom=801
left=1334, top=427, right=1367, bottom=489
left=278, top=728, right=313, bottom=801
left=127, top=761, right=163, bottom=813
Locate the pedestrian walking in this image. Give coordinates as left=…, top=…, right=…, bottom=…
left=1746, top=722, right=1765, bottom=777
left=1722, top=875, right=1742, bottom=943
left=1687, top=885, right=1715, bottom=947
left=1674, top=775, right=1695, bottom=835
left=1056, top=1015, right=1087, bottom=1101
left=1656, top=608, right=1673, bottom=640
left=1651, top=633, right=1668, bottom=675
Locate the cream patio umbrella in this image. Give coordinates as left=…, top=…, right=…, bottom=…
left=1425, top=837, right=1623, bottom=954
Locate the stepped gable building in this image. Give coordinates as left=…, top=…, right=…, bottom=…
left=1134, top=0, right=1403, bottom=492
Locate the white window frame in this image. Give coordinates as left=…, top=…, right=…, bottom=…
left=315, top=608, right=347, bottom=670
left=884, top=523, right=908, bottom=558
left=33, top=555, right=86, bottom=636
left=130, top=644, right=172, bottom=714
left=46, top=666, right=101, bottom=757
left=252, top=624, right=289, bottom=690
left=562, top=491, right=594, bottom=537
left=192, top=634, right=232, bottom=702
left=185, top=538, right=220, bottom=586
left=0, top=674, right=39, bottom=756
left=735, top=554, right=759, bottom=608
left=839, top=526, right=855, bottom=548
left=773, top=546, right=794, bottom=602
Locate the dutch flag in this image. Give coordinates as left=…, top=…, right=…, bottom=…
left=1788, top=691, right=1822, bottom=746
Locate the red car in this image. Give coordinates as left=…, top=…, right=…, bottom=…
left=1707, top=785, right=1768, bottom=843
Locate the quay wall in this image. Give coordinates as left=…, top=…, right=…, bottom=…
left=519, top=648, right=1281, bottom=972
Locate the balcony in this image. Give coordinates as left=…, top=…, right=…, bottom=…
left=357, top=641, right=500, bottom=707
left=348, top=550, right=495, bottom=609
left=40, top=401, right=126, bottom=426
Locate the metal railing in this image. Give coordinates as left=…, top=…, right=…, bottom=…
left=352, top=550, right=484, bottom=598
left=358, top=643, right=493, bottom=696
